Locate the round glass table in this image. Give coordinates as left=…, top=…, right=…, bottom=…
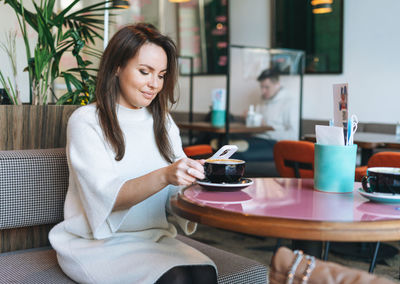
left=171, top=178, right=400, bottom=242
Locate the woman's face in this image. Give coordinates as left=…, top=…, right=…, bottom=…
left=117, top=43, right=167, bottom=109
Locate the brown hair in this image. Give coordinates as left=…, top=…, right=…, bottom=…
left=257, top=68, right=280, bottom=83
left=95, top=23, right=178, bottom=162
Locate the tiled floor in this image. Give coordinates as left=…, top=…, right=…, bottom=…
left=188, top=223, right=400, bottom=282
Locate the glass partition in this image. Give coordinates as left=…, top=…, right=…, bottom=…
left=177, top=0, right=228, bottom=75
left=228, top=46, right=305, bottom=140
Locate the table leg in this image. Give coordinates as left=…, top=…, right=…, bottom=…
left=273, top=239, right=282, bottom=254
left=217, top=134, right=228, bottom=148
left=189, top=130, right=194, bottom=145
left=292, top=240, right=323, bottom=258
left=330, top=242, right=398, bottom=273
left=323, top=241, right=330, bottom=261
left=369, top=242, right=380, bottom=273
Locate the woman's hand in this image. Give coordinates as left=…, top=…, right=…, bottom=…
left=165, top=157, right=206, bottom=186
left=114, top=158, right=207, bottom=211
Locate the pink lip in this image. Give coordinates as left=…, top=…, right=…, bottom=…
left=142, top=92, right=154, bottom=100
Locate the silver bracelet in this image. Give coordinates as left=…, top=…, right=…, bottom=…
left=286, top=250, right=304, bottom=284
left=301, top=255, right=316, bottom=284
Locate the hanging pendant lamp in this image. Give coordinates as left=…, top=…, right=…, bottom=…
left=311, top=0, right=333, bottom=14
left=104, top=0, right=131, bottom=50
left=169, top=0, right=191, bottom=3
left=113, top=0, right=130, bottom=8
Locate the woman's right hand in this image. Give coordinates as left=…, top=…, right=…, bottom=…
left=165, top=157, right=205, bottom=186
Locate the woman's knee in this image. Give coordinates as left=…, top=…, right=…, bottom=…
left=190, top=265, right=217, bottom=284
left=156, top=265, right=217, bottom=284
left=155, top=266, right=191, bottom=284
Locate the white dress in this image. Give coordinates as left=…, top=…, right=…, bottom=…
left=49, top=104, right=215, bottom=284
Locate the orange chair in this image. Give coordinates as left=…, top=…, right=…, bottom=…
left=273, top=140, right=315, bottom=178
left=355, top=151, right=400, bottom=181
left=273, top=141, right=330, bottom=260
left=183, top=144, right=213, bottom=159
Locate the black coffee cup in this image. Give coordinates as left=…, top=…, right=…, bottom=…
left=204, top=158, right=245, bottom=183
left=361, top=167, right=400, bottom=194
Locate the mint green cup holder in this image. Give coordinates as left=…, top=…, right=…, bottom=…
left=314, top=144, right=358, bottom=193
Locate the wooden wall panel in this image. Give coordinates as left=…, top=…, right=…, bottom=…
left=0, top=105, right=80, bottom=150
left=0, top=224, right=54, bottom=253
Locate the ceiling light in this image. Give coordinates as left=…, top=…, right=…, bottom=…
left=311, top=0, right=333, bottom=14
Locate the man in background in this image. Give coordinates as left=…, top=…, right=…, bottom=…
left=233, top=68, right=297, bottom=162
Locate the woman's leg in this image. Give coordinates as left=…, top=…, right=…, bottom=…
left=190, top=265, right=217, bottom=284
left=155, top=265, right=217, bottom=284
left=155, top=266, right=191, bottom=284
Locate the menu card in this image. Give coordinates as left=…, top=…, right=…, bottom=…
left=333, top=83, right=348, bottom=142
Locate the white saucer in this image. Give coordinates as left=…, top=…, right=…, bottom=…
left=358, top=188, right=400, bottom=203
left=197, top=178, right=253, bottom=190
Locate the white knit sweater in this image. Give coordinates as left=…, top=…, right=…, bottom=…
left=49, top=104, right=215, bottom=284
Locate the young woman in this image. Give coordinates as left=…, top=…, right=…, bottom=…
left=49, top=23, right=217, bottom=284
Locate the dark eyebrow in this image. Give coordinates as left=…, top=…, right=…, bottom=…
left=139, top=64, right=167, bottom=73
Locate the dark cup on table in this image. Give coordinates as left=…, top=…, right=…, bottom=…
left=204, top=159, right=245, bottom=183
left=361, top=167, right=400, bottom=194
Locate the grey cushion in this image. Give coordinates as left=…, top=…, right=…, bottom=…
left=0, top=237, right=268, bottom=284
left=0, top=247, right=75, bottom=284
left=0, top=148, right=68, bottom=230
left=177, top=235, right=268, bottom=284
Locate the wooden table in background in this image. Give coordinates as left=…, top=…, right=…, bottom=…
left=303, top=132, right=400, bottom=165
left=177, top=122, right=273, bottom=146
left=177, top=122, right=273, bottom=134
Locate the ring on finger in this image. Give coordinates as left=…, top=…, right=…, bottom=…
left=186, top=168, right=192, bottom=175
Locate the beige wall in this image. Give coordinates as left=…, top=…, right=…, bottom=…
left=0, top=3, right=33, bottom=102
left=302, top=0, right=400, bottom=124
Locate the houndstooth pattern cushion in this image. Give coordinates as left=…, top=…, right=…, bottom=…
left=0, top=148, right=68, bottom=230
left=0, top=247, right=76, bottom=283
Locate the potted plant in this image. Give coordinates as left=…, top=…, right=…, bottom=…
left=0, top=0, right=114, bottom=150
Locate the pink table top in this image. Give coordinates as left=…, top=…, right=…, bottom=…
left=183, top=178, right=400, bottom=222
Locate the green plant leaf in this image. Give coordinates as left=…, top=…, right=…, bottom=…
left=53, top=0, right=80, bottom=24
left=3, top=0, right=113, bottom=105
left=4, top=0, right=38, bottom=31
left=0, top=71, right=18, bottom=104
left=33, top=2, right=55, bottom=52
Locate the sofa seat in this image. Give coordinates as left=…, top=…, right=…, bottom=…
left=0, top=148, right=267, bottom=284
left=0, top=235, right=267, bottom=284
left=0, top=247, right=74, bottom=284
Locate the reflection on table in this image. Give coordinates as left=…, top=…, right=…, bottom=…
left=171, top=178, right=400, bottom=242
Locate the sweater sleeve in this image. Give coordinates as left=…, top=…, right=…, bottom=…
left=166, top=185, right=197, bottom=235
left=66, top=109, right=128, bottom=239
left=165, top=115, right=198, bottom=235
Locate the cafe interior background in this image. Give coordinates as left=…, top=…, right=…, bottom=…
left=1, top=0, right=400, bottom=125
left=1, top=0, right=400, bottom=281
